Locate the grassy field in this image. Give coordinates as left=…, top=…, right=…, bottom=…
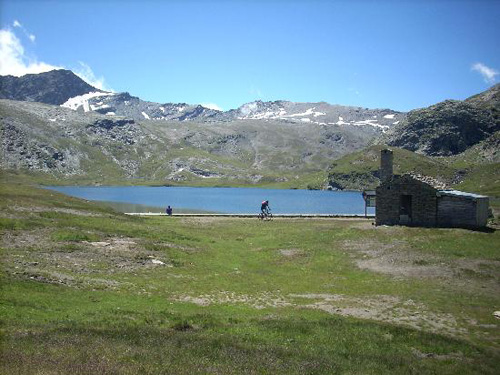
left=1, top=176, right=500, bottom=374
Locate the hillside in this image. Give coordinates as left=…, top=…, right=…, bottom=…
left=327, top=146, right=456, bottom=191
left=0, top=99, right=381, bottom=187
left=0, top=70, right=409, bottom=186
left=327, top=135, right=500, bottom=198
left=383, top=84, right=500, bottom=156
left=2, top=70, right=499, bottom=192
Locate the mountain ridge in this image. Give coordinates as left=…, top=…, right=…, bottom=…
left=382, top=83, right=500, bottom=156
left=1, top=69, right=405, bottom=130
left=1, top=69, right=499, bottom=192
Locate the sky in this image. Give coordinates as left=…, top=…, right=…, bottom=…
left=0, top=0, right=499, bottom=112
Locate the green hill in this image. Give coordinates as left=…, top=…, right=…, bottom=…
left=327, top=139, right=500, bottom=198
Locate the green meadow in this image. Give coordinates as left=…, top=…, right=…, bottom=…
left=1, top=176, right=499, bottom=374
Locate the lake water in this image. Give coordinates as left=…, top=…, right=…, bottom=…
left=46, top=186, right=374, bottom=215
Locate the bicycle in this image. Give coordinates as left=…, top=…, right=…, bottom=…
left=258, top=208, right=273, bottom=221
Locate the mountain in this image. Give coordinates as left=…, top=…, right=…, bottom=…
left=382, top=84, right=500, bottom=156
left=0, top=69, right=102, bottom=105
left=2, top=69, right=497, bottom=191
left=0, top=69, right=405, bottom=129
left=62, top=90, right=404, bottom=129
left=212, top=100, right=404, bottom=129
left=326, top=85, right=500, bottom=195
left=0, top=98, right=384, bottom=186
left=0, top=69, right=408, bottom=186
left=61, top=91, right=222, bottom=121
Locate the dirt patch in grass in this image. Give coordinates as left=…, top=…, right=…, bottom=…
left=345, top=239, right=454, bottom=279
left=1, top=228, right=53, bottom=250
left=173, top=291, right=292, bottom=309
left=279, top=248, right=305, bottom=258
left=290, top=293, right=468, bottom=337
left=12, top=205, right=106, bottom=217
left=171, top=291, right=469, bottom=337
left=342, top=238, right=500, bottom=294
left=2, top=229, right=175, bottom=288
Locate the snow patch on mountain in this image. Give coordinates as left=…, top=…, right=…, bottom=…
left=141, top=111, right=150, bottom=120
left=283, top=107, right=325, bottom=118
left=61, top=92, right=115, bottom=112
left=352, top=119, right=389, bottom=130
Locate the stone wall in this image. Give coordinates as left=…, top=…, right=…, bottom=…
left=376, top=175, right=438, bottom=227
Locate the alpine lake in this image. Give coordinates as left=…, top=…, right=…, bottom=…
left=45, top=186, right=374, bottom=215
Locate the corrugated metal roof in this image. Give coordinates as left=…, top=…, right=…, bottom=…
left=438, top=189, right=488, bottom=198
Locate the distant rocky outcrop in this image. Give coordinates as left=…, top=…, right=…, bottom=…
left=0, top=69, right=101, bottom=105
left=383, top=84, right=500, bottom=156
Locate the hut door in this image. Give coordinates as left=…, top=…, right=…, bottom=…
left=399, top=195, right=412, bottom=224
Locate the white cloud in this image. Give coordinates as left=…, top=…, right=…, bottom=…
left=200, top=102, right=223, bottom=111
left=471, top=62, right=499, bottom=84
left=0, top=28, right=61, bottom=76
left=0, top=28, right=111, bottom=92
left=11, top=20, right=36, bottom=44
left=73, top=61, right=112, bottom=92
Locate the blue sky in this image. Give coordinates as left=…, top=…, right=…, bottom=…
left=1, top=0, right=499, bottom=111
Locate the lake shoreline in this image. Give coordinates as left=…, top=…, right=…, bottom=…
left=44, top=185, right=374, bottom=215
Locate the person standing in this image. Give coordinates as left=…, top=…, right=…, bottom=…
left=166, top=205, right=173, bottom=216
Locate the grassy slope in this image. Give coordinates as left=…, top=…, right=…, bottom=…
left=1, top=175, right=499, bottom=374
left=328, top=144, right=500, bottom=197
left=327, top=145, right=456, bottom=190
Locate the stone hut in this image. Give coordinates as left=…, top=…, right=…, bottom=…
left=375, top=149, right=489, bottom=228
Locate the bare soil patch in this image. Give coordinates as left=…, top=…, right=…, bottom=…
left=279, top=248, right=305, bottom=258
left=2, top=229, right=173, bottom=288
left=171, top=291, right=469, bottom=337
left=12, top=205, right=105, bottom=217
left=341, top=238, right=500, bottom=294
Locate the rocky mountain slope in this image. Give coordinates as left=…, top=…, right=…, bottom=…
left=383, top=84, right=500, bottom=156
left=1, top=69, right=405, bottom=128
left=0, top=98, right=382, bottom=186
left=210, top=100, right=404, bottom=129
left=0, top=69, right=101, bottom=105
left=2, top=69, right=498, bottom=191
left=63, top=86, right=404, bottom=129
left=0, top=69, right=407, bottom=186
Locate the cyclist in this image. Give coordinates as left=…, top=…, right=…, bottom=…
left=261, top=200, right=270, bottom=215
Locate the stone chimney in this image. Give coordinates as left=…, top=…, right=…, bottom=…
left=380, top=149, right=393, bottom=182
